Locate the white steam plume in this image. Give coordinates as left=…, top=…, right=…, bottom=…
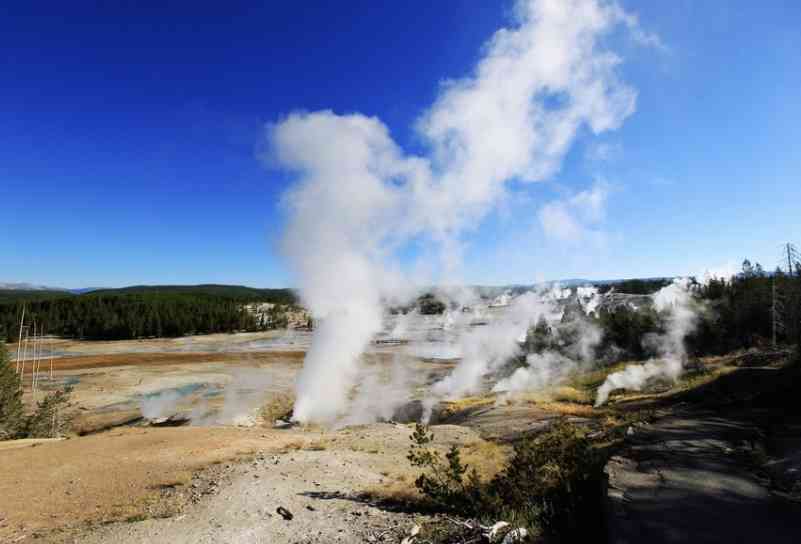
left=140, top=390, right=182, bottom=421
left=429, top=288, right=564, bottom=402
left=493, top=351, right=577, bottom=395
left=268, top=0, right=656, bottom=424
left=595, top=278, right=699, bottom=405
left=340, top=354, right=414, bottom=427
left=487, top=289, right=603, bottom=403
left=577, top=285, right=602, bottom=316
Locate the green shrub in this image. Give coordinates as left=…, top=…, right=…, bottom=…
left=406, top=424, right=488, bottom=515
left=408, top=419, right=605, bottom=541
left=493, top=420, right=603, bottom=538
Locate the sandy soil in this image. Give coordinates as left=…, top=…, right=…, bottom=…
left=17, top=350, right=305, bottom=373
left=0, top=423, right=486, bottom=543
left=0, top=426, right=273, bottom=541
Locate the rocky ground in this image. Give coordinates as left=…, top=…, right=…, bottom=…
left=606, top=361, right=801, bottom=543
left=606, top=411, right=801, bottom=543
left=0, top=422, right=489, bottom=543
left=75, top=446, right=426, bottom=544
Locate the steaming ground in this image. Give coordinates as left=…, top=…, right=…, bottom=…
left=3, top=329, right=801, bottom=542
left=1, top=286, right=795, bottom=543
left=0, top=323, right=524, bottom=543
left=0, top=315, right=579, bottom=543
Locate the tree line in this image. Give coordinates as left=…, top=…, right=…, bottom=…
left=0, top=286, right=297, bottom=342
left=595, top=258, right=801, bottom=361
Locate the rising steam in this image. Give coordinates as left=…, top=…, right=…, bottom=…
left=595, top=278, right=699, bottom=405
left=427, top=287, right=563, bottom=405
left=268, top=0, right=657, bottom=424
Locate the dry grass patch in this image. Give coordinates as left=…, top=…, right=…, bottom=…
left=675, top=365, right=732, bottom=391
left=361, top=436, right=509, bottom=508
left=274, top=437, right=333, bottom=453
left=535, top=402, right=604, bottom=418
left=439, top=395, right=496, bottom=420
left=569, top=361, right=630, bottom=392
left=275, top=439, right=308, bottom=453
left=460, top=438, right=512, bottom=481
left=363, top=471, right=422, bottom=505
left=550, top=385, right=593, bottom=404
left=151, top=470, right=193, bottom=489
left=260, top=391, right=295, bottom=425
left=516, top=384, right=593, bottom=405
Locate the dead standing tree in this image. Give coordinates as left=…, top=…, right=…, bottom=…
left=780, top=243, right=801, bottom=349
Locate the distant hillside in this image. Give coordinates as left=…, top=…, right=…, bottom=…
left=0, top=284, right=296, bottom=305
left=0, top=282, right=69, bottom=291
left=0, top=289, right=76, bottom=304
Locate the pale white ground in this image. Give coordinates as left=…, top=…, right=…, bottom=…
left=72, top=424, right=480, bottom=544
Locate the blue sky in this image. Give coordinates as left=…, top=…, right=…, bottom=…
left=1, top=1, right=799, bottom=288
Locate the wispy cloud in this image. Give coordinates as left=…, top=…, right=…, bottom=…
left=538, top=181, right=610, bottom=245
left=585, top=141, right=623, bottom=163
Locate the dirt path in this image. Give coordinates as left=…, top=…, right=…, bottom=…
left=605, top=410, right=801, bottom=543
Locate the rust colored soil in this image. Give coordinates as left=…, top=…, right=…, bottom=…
left=17, top=350, right=304, bottom=373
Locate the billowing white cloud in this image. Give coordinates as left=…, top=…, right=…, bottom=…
left=266, top=0, right=659, bottom=424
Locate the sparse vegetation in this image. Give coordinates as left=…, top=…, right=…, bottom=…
left=25, top=387, right=72, bottom=438
left=417, top=293, right=447, bottom=315
left=407, top=420, right=605, bottom=541
left=439, top=396, right=495, bottom=421
left=0, top=341, right=72, bottom=439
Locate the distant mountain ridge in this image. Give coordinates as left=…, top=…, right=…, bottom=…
left=0, top=282, right=70, bottom=292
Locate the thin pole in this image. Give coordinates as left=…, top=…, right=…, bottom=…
left=15, top=306, right=25, bottom=374
left=49, top=337, right=54, bottom=380
left=20, top=328, right=28, bottom=391
left=31, top=321, right=37, bottom=396
left=34, top=327, right=41, bottom=394
left=772, top=277, right=777, bottom=348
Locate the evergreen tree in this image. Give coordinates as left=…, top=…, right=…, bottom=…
left=0, top=341, right=24, bottom=440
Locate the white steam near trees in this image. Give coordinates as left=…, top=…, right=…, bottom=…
left=595, top=278, right=700, bottom=405
left=266, top=0, right=659, bottom=424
